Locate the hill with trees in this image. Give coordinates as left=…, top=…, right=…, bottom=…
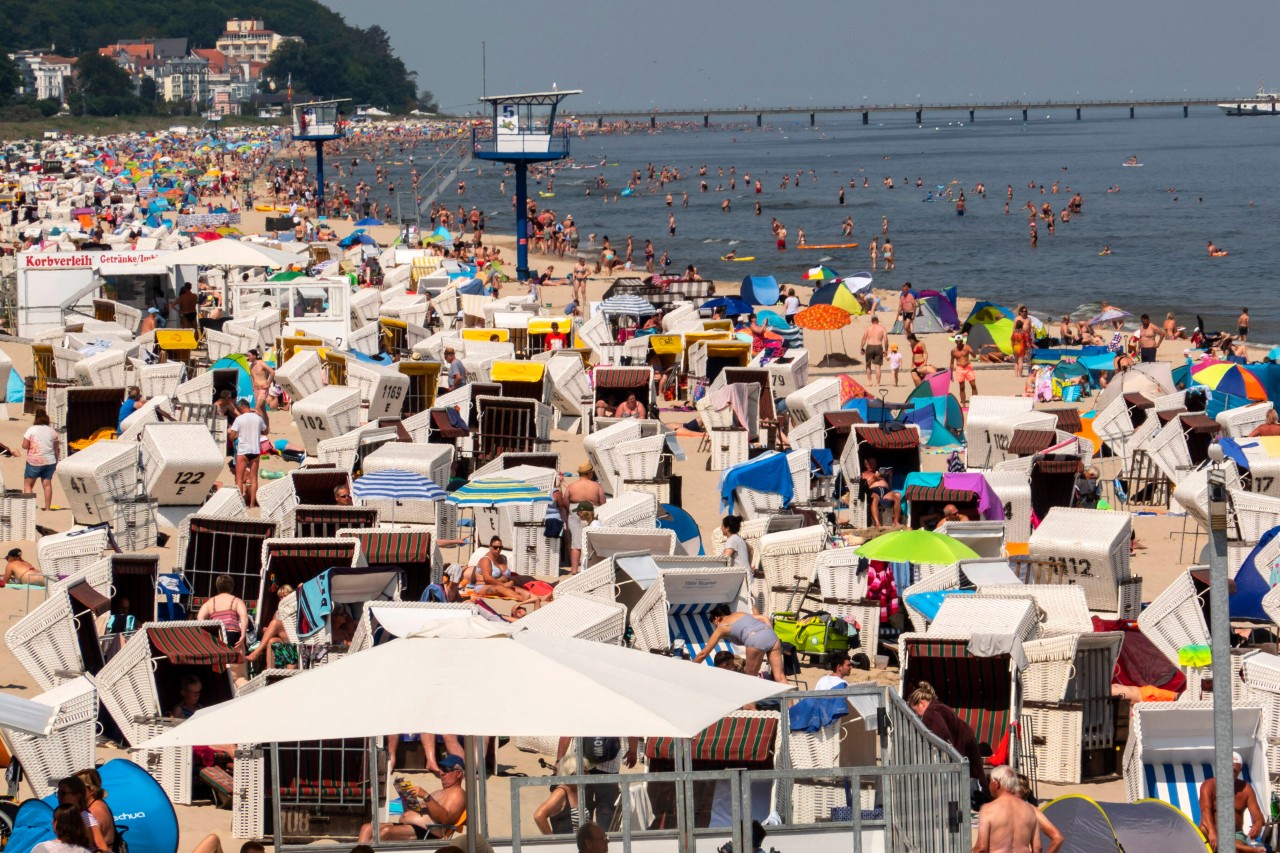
left=0, top=0, right=429, bottom=112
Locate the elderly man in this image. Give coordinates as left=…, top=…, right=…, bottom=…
left=973, top=765, right=1041, bottom=853
left=358, top=754, right=466, bottom=842
left=334, top=484, right=353, bottom=506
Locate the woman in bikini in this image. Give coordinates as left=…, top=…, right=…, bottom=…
left=197, top=574, right=248, bottom=652
left=908, top=334, right=928, bottom=386
left=464, top=537, right=543, bottom=604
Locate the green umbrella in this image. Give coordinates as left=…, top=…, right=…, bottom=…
left=269, top=270, right=306, bottom=282
left=854, top=529, right=979, bottom=564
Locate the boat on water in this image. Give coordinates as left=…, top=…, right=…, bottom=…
left=1219, top=84, right=1280, bottom=115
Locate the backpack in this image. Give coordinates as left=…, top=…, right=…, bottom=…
left=582, top=736, right=621, bottom=765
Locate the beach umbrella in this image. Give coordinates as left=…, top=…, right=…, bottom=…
left=855, top=529, right=979, bottom=564
left=1191, top=361, right=1268, bottom=401
left=355, top=217, right=384, bottom=226
left=809, top=281, right=864, bottom=314
left=794, top=304, right=854, bottom=368
left=793, top=304, right=850, bottom=331
left=448, top=478, right=551, bottom=507
left=1088, top=308, right=1131, bottom=327
left=802, top=265, right=840, bottom=281
left=838, top=374, right=872, bottom=402
left=839, top=271, right=874, bottom=293
left=136, top=616, right=790, bottom=747
left=352, top=469, right=446, bottom=502
left=600, top=294, right=657, bottom=317
left=701, top=296, right=753, bottom=317
left=193, top=231, right=222, bottom=241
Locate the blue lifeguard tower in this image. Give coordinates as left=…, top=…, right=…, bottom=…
left=473, top=89, right=580, bottom=281
left=291, top=99, right=349, bottom=207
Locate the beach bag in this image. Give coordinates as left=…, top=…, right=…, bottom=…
left=583, top=736, right=621, bottom=765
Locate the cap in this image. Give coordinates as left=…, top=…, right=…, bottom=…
left=575, top=501, right=595, bottom=513
left=148, top=307, right=159, bottom=313
left=438, top=755, right=464, bottom=772
left=577, top=462, right=594, bottom=475
left=1233, top=751, right=1243, bottom=765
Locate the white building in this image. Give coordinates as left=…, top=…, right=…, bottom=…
left=215, top=18, right=301, bottom=65
left=11, top=52, right=75, bottom=103
left=161, top=57, right=209, bottom=104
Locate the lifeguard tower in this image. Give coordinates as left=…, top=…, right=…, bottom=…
left=291, top=99, right=349, bottom=207
left=473, top=89, right=580, bottom=281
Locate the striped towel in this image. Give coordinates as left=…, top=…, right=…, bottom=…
left=669, top=602, right=733, bottom=664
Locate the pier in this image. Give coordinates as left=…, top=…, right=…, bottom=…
left=572, top=97, right=1267, bottom=127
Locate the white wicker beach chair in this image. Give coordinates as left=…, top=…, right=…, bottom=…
left=787, top=415, right=826, bottom=453
left=583, top=526, right=676, bottom=566
left=0, top=675, right=98, bottom=798
left=1137, top=569, right=1208, bottom=666
left=708, top=517, right=770, bottom=573
left=1027, top=507, right=1136, bottom=617
left=361, top=441, right=453, bottom=489
left=1218, top=401, right=1275, bottom=439
left=140, top=423, right=225, bottom=506
left=56, top=439, right=139, bottom=526
left=132, top=360, right=186, bottom=399
left=978, top=469, right=1033, bottom=544
left=545, top=351, right=592, bottom=432
left=1229, top=488, right=1280, bottom=577
left=346, top=321, right=382, bottom=357
left=596, top=492, right=659, bottom=529
left=1121, top=700, right=1270, bottom=831
left=275, top=349, right=324, bottom=403
left=810, top=549, right=882, bottom=661
left=519, top=592, right=628, bottom=645
left=1171, top=462, right=1243, bottom=529
left=74, top=349, right=126, bottom=388
left=346, top=360, right=410, bottom=419
left=966, top=401, right=1056, bottom=470
left=0, top=489, right=37, bottom=543
left=350, top=287, right=383, bottom=326
left=5, top=587, right=85, bottom=690
left=583, top=419, right=643, bottom=496
left=758, top=525, right=826, bottom=617
left=292, top=385, right=362, bottom=454
left=51, top=346, right=85, bottom=382
left=1143, top=414, right=1200, bottom=487
left=630, top=566, right=753, bottom=658
left=783, top=377, right=841, bottom=425
left=614, top=434, right=668, bottom=483
left=36, top=526, right=111, bottom=585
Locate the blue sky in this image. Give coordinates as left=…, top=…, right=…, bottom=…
left=321, top=0, right=1280, bottom=113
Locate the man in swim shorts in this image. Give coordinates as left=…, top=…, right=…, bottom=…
left=1136, top=314, right=1164, bottom=363
left=949, top=335, right=978, bottom=406
left=860, top=316, right=887, bottom=385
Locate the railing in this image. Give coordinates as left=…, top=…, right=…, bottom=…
left=885, top=688, right=973, bottom=852
left=414, top=132, right=475, bottom=215
left=471, top=127, right=571, bottom=158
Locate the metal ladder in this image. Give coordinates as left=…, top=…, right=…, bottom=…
left=415, top=133, right=474, bottom=216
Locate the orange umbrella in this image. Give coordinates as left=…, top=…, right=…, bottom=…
left=793, top=304, right=851, bottom=331
left=838, top=374, right=872, bottom=402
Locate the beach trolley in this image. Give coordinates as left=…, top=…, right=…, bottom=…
left=1122, top=700, right=1269, bottom=834
left=292, top=386, right=362, bottom=455
left=338, top=528, right=440, bottom=603
left=255, top=538, right=361, bottom=632
left=274, top=350, right=324, bottom=404
left=345, top=360, right=409, bottom=420
left=1028, top=507, right=1140, bottom=618
left=630, top=566, right=753, bottom=662
left=95, top=620, right=240, bottom=804
left=140, top=423, right=225, bottom=505
left=975, top=585, right=1124, bottom=784
left=812, top=549, right=882, bottom=665
left=545, top=351, right=592, bottom=432
left=57, top=439, right=139, bottom=526
left=491, top=359, right=551, bottom=404
left=964, top=397, right=1056, bottom=469
left=475, top=395, right=552, bottom=465
left=397, top=360, right=441, bottom=418
left=899, top=596, right=1038, bottom=774
left=0, top=675, right=98, bottom=798
left=844, top=424, right=922, bottom=529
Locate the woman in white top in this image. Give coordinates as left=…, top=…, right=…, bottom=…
left=720, top=515, right=752, bottom=570
left=22, top=407, right=59, bottom=511
left=31, top=804, right=94, bottom=853
left=783, top=288, right=801, bottom=320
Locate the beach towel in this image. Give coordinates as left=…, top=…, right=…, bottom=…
left=296, top=572, right=331, bottom=640
left=942, top=472, right=1006, bottom=520
left=905, top=589, right=976, bottom=622
left=809, top=449, right=833, bottom=476
left=710, top=382, right=753, bottom=431
left=788, top=696, right=850, bottom=733
left=865, top=560, right=899, bottom=620
left=719, top=451, right=794, bottom=512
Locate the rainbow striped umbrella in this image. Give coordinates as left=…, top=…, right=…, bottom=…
left=802, top=265, right=841, bottom=281
left=1191, top=362, right=1267, bottom=402
left=448, top=478, right=551, bottom=506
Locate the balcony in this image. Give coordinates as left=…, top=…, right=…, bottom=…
left=471, top=126, right=570, bottom=162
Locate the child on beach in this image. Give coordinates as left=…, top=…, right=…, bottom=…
left=888, top=345, right=902, bottom=386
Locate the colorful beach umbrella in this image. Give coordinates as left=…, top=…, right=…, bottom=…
left=838, top=374, right=872, bottom=402
left=809, top=281, right=865, bottom=314
left=839, top=271, right=874, bottom=293
left=1088, top=308, right=1131, bottom=327
left=793, top=304, right=851, bottom=331
left=601, top=294, right=657, bottom=317
left=803, top=265, right=840, bottom=281
left=855, top=529, right=979, bottom=564
left=448, top=478, right=551, bottom=506
left=352, top=469, right=446, bottom=502
left=1191, top=362, right=1267, bottom=401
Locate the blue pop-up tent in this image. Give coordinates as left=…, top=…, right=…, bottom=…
left=740, top=275, right=780, bottom=307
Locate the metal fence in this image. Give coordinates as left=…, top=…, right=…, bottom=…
left=885, top=689, right=973, bottom=853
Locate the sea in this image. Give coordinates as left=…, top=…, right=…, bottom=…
left=332, top=107, right=1280, bottom=342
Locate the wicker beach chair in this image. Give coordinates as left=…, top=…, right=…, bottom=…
left=630, top=566, right=753, bottom=659
left=1228, top=488, right=1280, bottom=577
left=74, top=348, right=126, bottom=387
left=5, top=586, right=86, bottom=690
left=964, top=398, right=1055, bottom=470
left=1138, top=569, right=1209, bottom=666
left=1121, top=700, right=1270, bottom=832
left=133, top=360, right=186, bottom=399
left=758, top=525, right=826, bottom=617
left=545, top=351, right=592, bottom=432
left=291, top=386, right=362, bottom=455
left=596, top=491, right=659, bottom=529
left=57, top=439, right=140, bottom=526
left=1027, top=507, right=1138, bottom=618
left=812, top=549, right=883, bottom=662
left=95, top=621, right=239, bottom=804
left=583, top=526, right=676, bottom=567
left=275, top=350, right=324, bottom=403
left=0, top=675, right=98, bottom=798
left=347, top=360, right=410, bottom=420
left=784, top=377, right=841, bottom=425
left=141, top=423, right=225, bottom=506
left=1217, top=401, right=1275, bottom=439
left=584, top=419, right=643, bottom=496
left=708, top=517, right=770, bottom=573
left=36, top=526, right=111, bottom=585
left=519, top=592, right=628, bottom=645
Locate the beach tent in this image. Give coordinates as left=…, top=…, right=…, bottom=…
left=1229, top=526, right=1280, bottom=621
left=904, top=395, right=965, bottom=448
left=965, top=302, right=1016, bottom=355
left=919, top=288, right=960, bottom=330
left=739, top=275, right=780, bottom=307
left=1038, top=795, right=1205, bottom=853
left=658, top=503, right=703, bottom=555
left=893, top=294, right=950, bottom=334
left=210, top=355, right=254, bottom=399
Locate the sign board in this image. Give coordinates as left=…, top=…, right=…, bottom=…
left=497, top=103, right=520, bottom=135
